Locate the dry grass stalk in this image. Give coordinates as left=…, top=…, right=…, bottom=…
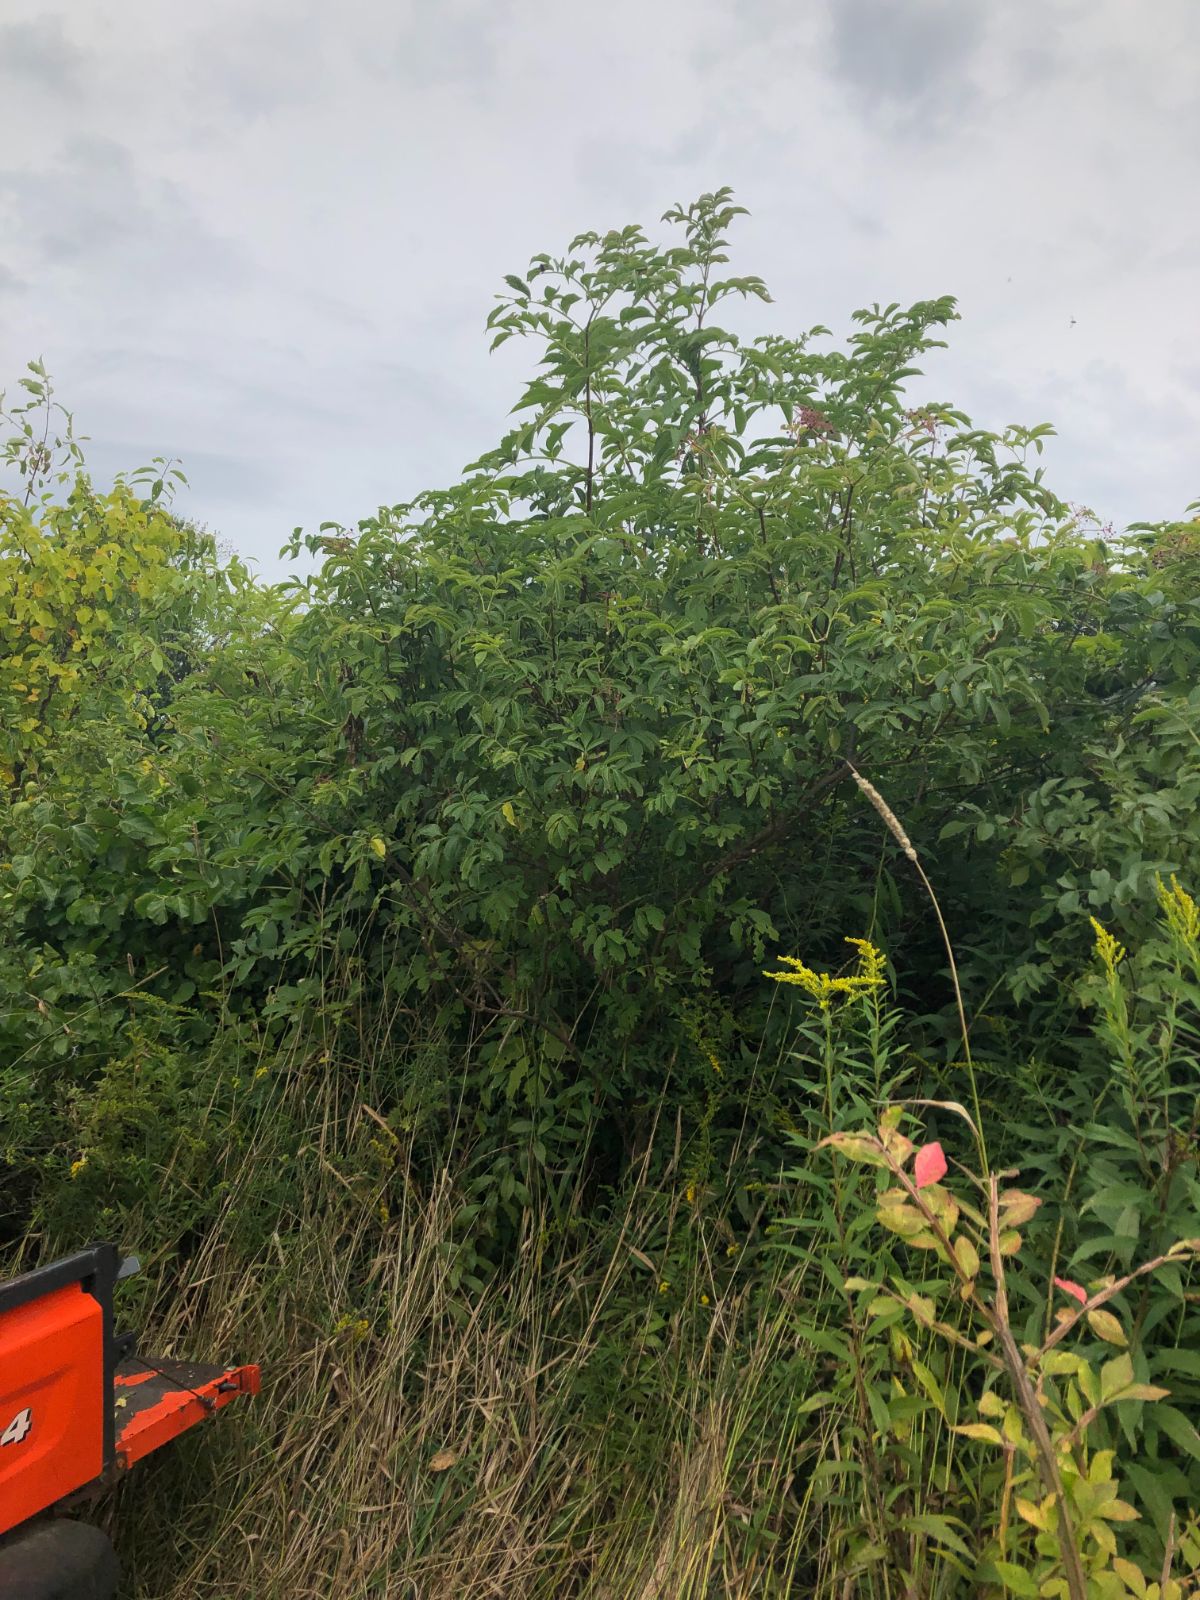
left=102, top=1053, right=810, bottom=1599
left=845, top=761, right=985, bottom=1165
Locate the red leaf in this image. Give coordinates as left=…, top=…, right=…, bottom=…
left=1054, top=1276, right=1088, bottom=1305
left=914, top=1141, right=947, bottom=1189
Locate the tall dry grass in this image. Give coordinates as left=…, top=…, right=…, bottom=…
left=101, top=1050, right=822, bottom=1599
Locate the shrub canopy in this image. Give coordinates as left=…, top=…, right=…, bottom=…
left=2, top=191, right=1199, bottom=1231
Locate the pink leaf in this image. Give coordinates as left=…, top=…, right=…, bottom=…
left=913, top=1142, right=947, bottom=1189
left=1054, top=1276, right=1088, bottom=1305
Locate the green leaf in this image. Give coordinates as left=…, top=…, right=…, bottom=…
left=910, top=1359, right=946, bottom=1417
left=1154, top=1404, right=1200, bottom=1461
left=1124, top=1462, right=1178, bottom=1541
left=984, top=1561, right=1040, bottom=1597
left=897, top=1513, right=973, bottom=1560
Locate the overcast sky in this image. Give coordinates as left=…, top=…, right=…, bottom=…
left=2, top=0, right=1196, bottom=578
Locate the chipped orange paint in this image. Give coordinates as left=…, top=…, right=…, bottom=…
left=115, top=1366, right=261, bottom=1469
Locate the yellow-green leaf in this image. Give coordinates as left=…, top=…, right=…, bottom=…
left=1042, top=1350, right=1087, bottom=1378
left=1096, top=1498, right=1140, bottom=1522
left=1119, top=1383, right=1169, bottom=1403
left=816, top=1132, right=888, bottom=1167
left=952, top=1422, right=1004, bottom=1444
left=1086, top=1307, right=1127, bottom=1346
left=1111, top=1556, right=1147, bottom=1595
left=1014, top=1497, right=1046, bottom=1529
left=1100, top=1351, right=1134, bottom=1401
left=954, top=1235, right=980, bottom=1279
left=921, top=1184, right=959, bottom=1235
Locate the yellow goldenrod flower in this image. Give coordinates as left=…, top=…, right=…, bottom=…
left=764, top=938, right=886, bottom=1009
left=843, top=937, right=887, bottom=986
left=1157, top=874, right=1199, bottom=950
left=333, top=1315, right=371, bottom=1345
left=1089, top=917, right=1126, bottom=978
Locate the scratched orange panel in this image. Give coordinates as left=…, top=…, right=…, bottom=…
left=115, top=1364, right=260, bottom=1469
left=0, top=1283, right=104, bottom=1535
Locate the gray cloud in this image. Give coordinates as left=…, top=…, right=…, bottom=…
left=187, top=9, right=332, bottom=128
left=0, top=136, right=241, bottom=292
left=0, top=15, right=85, bottom=93
left=0, top=0, right=1195, bottom=573
left=825, top=0, right=989, bottom=130
left=368, top=1, right=501, bottom=90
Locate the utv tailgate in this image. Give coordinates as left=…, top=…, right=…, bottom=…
left=114, top=1358, right=260, bottom=1469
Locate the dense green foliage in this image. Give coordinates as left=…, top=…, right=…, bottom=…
left=3, top=194, right=1200, bottom=1595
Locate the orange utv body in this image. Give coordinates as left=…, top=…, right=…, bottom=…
left=0, top=1244, right=258, bottom=1591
